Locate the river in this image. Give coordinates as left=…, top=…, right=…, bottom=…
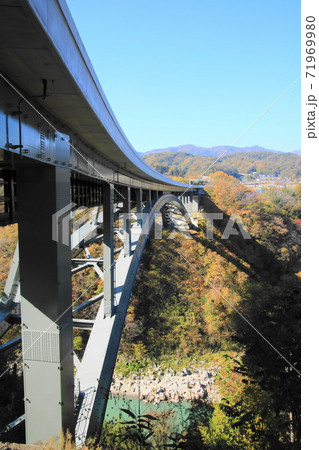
left=105, top=394, right=192, bottom=433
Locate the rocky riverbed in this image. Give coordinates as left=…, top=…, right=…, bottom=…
left=110, top=367, right=221, bottom=404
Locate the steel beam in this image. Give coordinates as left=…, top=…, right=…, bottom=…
left=144, top=189, right=152, bottom=212
left=72, top=293, right=103, bottom=315
left=136, top=188, right=142, bottom=227
left=0, top=336, right=21, bottom=353
left=151, top=190, right=159, bottom=204
left=103, top=183, right=114, bottom=317
left=192, top=194, right=201, bottom=213
left=74, top=193, right=190, bottom=445
left=16, top=163, right=74, bottom=444
left=72, top=319, right=94, bottom=331
left=123, top=186, right=131, bottom=257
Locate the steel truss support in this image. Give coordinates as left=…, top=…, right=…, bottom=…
left=71, top=175, right=103, bottom=207
left=0, top=167, right=17, bottom=225
left=184, top=192, right=201, bottom=214
left=136, top=188, right=142, bottom=227
left=192, top=194, right=201, bottom=213
left=123, top=186, right=131, bottom=257
left=145, top=189, right=151, bottom=212
left=103, top=183, right=114, bottom=317
left=16, top=163, right=74, bottom=444
left=188, top=192, right=192, bottom=212
left=151, top=190, right=159, bottom=204
left=182, top=192, right=194, bottom=213
left=74, top=193, right=190, bottom=446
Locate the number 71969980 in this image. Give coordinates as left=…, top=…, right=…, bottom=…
left=306, top=16, right=316, bottom=79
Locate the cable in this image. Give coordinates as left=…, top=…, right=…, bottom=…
left=0, top=72, right=125, bottom=200
left=178, top=75, right=301, bottom=199
left=0, top=252, right=124, bottom=380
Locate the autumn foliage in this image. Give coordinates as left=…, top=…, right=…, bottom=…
left=117, top=173, right=300, bottom=448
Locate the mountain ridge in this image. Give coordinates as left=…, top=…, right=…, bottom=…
left=141, top=144, right=300, bottom=157
left=142, top=150, right=300, bottom=181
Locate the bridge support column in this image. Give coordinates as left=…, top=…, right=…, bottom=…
left=151, top=190, right=159, bottom=203
left=16, top=164, right=74, bottom=444
left=136, top=188, right=142, bottom=227
left=189, top=192, right=193, bottom=214
left=146, top=189, right=152, bottom=212
left=103, top=183, right=114, bottom=317
left=192, top=194, right=201, bottom=213
left=186, top=193, right=191, bottom=213
left=123, top=186, right=131, bottom=256
left=181, top=193, right=187, bottom=211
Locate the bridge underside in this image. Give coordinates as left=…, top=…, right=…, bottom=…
left=0, top=0, right=203, bottom=445
left=0, top=157, right=202, bottom=445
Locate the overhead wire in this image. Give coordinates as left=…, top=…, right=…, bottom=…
left=0, top=71, right=125, bottom=200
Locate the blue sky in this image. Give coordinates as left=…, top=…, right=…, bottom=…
left=66, top=0, right=300, bottom=153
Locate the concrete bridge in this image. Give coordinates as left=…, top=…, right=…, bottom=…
left=0, top=0, right=204, bottom=445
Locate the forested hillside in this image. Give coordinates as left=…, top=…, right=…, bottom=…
left=116, top=173, right=301, bottom=448
left=142, top=151, right=301, bottom=181
left=0, top=174, right=301, bottom=448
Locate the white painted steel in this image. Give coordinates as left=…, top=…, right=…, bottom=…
left=75, top=195, right=189, bottom=445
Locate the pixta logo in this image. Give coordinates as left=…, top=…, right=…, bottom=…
left=129, top=212, right=251, bottom=241
left=52, top=207, right=251, bottom=247
left=205, top=213, right=251, bottom=240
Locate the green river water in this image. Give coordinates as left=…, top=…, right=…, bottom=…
left=105, top=395, right=192, bottom=432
